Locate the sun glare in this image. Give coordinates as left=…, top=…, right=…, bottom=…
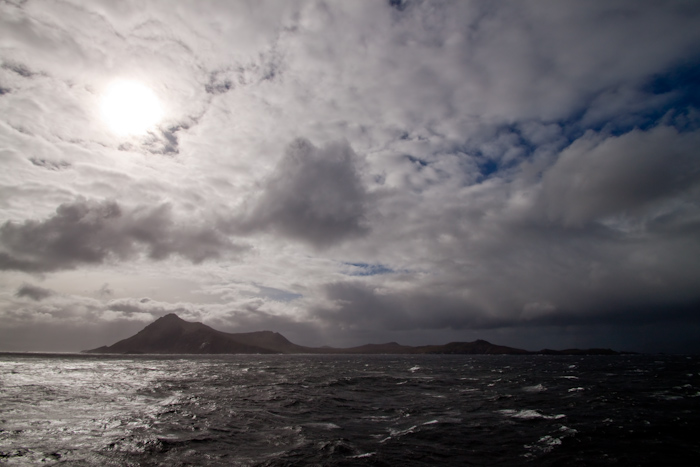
left=101, top=80, right=163, bottom=136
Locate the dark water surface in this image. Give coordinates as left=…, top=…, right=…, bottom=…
left=1, top=353, right=699, bottom=466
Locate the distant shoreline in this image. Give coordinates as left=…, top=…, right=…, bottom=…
left=2, top=351, right=648, bottom=358
left=78, top=313, right=637, bottom=356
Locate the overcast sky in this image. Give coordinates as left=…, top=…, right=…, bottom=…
left=2, top=0, right=700, bottom=353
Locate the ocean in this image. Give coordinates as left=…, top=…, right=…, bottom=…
left=0, top=353, right=698, bottom=466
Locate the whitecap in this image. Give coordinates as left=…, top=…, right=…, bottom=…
left=498, top=409, right=540, bottom=419
left=536, top=435, right=562, bottom=452
left=568, top=387, right=585, bottom=392
left=380, top=425, right=418, bottom=443
left=350, top=452, right=376, bottom=458
left=660, top=394, right=684, bottom=400
left=159, top=394, right=181, bottom=406
left=498, top=409, right=565, bottom=420
left=522, top=384, right=546, bottom=393
left=524, top=433, right=568, bottom=456
left=303, top=422, right=341, bottom=430
left=539, top=435, right=562, bottom=446
left=408, top=366, right=421, bottom=372
left=558, top=425, right=578, bottom=435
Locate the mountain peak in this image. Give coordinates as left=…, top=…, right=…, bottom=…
left=157, top=313, right=185, bottom=322
left=83, top=314, right=310, bottom=355
left=140, top=313, right=195, bottom=334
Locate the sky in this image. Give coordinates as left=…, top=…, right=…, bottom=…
left=1, top=0, right=700, bottom=354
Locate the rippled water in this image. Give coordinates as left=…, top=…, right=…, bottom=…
left=1, top=353, right=699, bottom=466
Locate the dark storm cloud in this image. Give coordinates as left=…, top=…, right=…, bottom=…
left=539, top=126, right=700, bottom=226
left=239, top=138, right=369, bottom=248
left=315, top=248, right=700, bottom=336
left=15, top=283, right=54, bottom=301
left=518, top=300, right=700, bottom=328
left=314, top=281, right=503, bottom=332
left=0, top=198, right=243, bottom=272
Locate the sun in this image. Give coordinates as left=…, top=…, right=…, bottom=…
left=101, top=80, right=163, bottom=136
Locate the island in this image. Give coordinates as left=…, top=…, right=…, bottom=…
left=83, top=313, right=624, bottom=355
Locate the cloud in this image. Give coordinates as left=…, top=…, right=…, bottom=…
left=97, top=283, right=113, bottom=299
left=539, top=126, right=700, bottom=226
left=238, top=138, right=369, bottom=248
left=2, top=2, right=700, bottom=353
left=15, top=283, right=55, bottom=301
left=0, top=197, right=244, bottom=272
left=29, top=158, right=71, bottom=171
left=313, top=280, right=497, bottom=332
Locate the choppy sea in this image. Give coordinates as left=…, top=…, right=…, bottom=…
left=1, top=353, right=699, bottom=466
